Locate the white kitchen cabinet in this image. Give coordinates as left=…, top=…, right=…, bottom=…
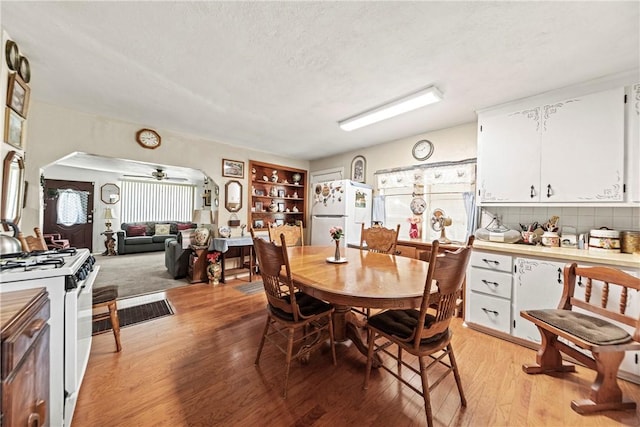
left=465, top=250, right=513, bottom=334
left=626, top=83, right=640, bottom=203
left=478, top=87, right=625, bottom=203
left=477, top=106, right=541, bottom=202
left=512, top=257, right=566, bottom=343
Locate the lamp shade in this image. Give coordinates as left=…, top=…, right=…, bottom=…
left=104, top=208, right=115, bottom=220
left=192, top=209, right=213, bottom=225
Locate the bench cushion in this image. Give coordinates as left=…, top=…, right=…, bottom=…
left=526, top=309, right=632, bottom=346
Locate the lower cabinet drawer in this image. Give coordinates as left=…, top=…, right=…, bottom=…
left=470, top=251, right=513, bottom=273
left=467, top=291, right=511, bottom=334
left=468, top=267, right=513, bottom=299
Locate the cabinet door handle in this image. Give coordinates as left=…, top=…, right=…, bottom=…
left=578, top=277, right=583, bottom=287
left=482, top=308, right=499, bottom=316
left=481, top=279, right=499, bottom=287
left=547, top=184, right=552, bottom=198
left=26, top=319, right=46, bottom=338
left=530, top=185, right=535, bottom=198
left=557, top=267, right=562, bottom=284
left=481, top=258, right=499, bottom=266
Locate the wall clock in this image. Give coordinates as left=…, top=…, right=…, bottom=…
left=412, top=139, right=434, bottom=161
left=136, top=128, right=161, bottom=149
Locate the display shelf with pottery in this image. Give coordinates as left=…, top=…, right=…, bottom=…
left=248, top=160, right=307, bottom=230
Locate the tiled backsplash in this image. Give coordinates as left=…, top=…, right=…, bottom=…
left=479, top=206, right=640, bottom=234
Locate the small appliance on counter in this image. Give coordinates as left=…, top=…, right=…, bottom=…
left=560, top=226, right=577, bottom=248
left=588, top=227, right=621, bottom=253
left=474, top=217, right=521, bottom=244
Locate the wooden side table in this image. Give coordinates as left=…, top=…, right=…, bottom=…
left=187, top=245, right=209, bottom=284
left=101, top=231, right=117, bottom=256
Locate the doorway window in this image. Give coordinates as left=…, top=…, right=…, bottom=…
left=56, top=189, right=89, bottom=226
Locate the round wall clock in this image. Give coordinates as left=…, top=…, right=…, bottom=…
left=412, top=139, right=434, bottom=161
left=136, top=128, right=161, bottom=149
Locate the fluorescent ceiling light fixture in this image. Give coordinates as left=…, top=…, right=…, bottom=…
left=338, top=86, right=443, bottom=131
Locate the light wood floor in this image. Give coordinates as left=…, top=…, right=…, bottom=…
left=74, top=279, right=640, bottom=426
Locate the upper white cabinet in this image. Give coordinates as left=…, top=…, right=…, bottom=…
left=478, top=87, right=625, bottom=203
left=626, top=83, right=640, bottom=203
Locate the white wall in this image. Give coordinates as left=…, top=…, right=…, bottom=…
left=309, top=122, right=477, bottom=186
left=22, top=101, right=310, bottom=239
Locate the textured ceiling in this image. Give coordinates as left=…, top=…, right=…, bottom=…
left=2, top=2, right=638, bottom=161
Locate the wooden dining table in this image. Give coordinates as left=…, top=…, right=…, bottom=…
left=286, top=245, right=431, bottom=362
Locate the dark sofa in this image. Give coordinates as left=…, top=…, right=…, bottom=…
left=116, top=221, right=196, bottom=255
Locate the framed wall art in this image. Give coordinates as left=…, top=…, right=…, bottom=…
left=222, top=159, right=245, bottom=178
left=351, top=155, right=366, bottom=183
left=6, top=73, right=30, bottom=118
left=4, top=108, right=24, bottom=149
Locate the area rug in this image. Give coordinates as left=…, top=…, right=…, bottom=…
left=92, top=299, right=174, bottom=335
left=233, top=281, right=264, bottom=295
left=94, top=251, right=189, bottom=299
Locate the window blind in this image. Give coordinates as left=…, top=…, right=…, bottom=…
left=120, top=180, right=195, bottom=223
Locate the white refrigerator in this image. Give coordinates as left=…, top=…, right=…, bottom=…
left=310, top=179, right=373, bottom=247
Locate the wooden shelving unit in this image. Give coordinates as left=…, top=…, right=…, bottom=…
left=248, top=160, right=307, bottom=232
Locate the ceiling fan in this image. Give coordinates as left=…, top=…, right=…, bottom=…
left=123, top=168, right=189, bottom=182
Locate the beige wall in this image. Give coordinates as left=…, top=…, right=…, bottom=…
left=22, top=101, right=310, bottom=237
left=310, top=122, right=477, bottom=185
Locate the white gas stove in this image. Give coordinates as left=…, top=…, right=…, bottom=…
left=0, top=247, right=99, bottom=427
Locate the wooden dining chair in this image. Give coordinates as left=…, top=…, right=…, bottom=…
left=267, top=221, right=304, bottom=246
left=18, top=227, right=49, bottom=252
left=252, top=232, right=336, bottom=398
left=363, top=236, right=474, bottom=427
left=356, top=223, right=401, bottom=317
left=359, top=223, right=400, bottom=254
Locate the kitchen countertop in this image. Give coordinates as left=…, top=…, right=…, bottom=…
left=473, top=240, right=640, bottom=269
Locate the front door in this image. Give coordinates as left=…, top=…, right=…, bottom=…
left=43, top=179, right=94, bottom=251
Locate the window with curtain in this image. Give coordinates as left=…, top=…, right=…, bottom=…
left=375, top=159, right=477, bottom=243
left=120, top=180, right=195, bottom=223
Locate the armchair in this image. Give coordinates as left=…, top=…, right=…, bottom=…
left=43, top=232, right=70, bottom=250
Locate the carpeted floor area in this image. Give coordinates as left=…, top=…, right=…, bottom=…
left=92, top=298, right=174, bottom=335
left=93, top=252, right=189, bottom=299
left=233, top=281, right=264, bottom=295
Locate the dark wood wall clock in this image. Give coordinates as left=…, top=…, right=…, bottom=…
left=135, top=128, right=161, bottom=149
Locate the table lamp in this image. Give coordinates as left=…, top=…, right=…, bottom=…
left=192, top=209, right=213, bottom=246
left=104, top=207, right=115, bottom=232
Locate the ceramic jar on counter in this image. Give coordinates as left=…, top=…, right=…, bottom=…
left=541, top=231, right=560, bottom=247
left=589, top=228, right=621, bottom=253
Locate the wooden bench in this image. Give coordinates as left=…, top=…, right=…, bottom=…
left=520, top=263, right=640, bottom=414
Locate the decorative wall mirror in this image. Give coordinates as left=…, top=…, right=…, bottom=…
left=225, top=180, right=242, bottom=212
left=100, top=183, right=120, bottom=204
left=1, top=151, right=25, bottom=230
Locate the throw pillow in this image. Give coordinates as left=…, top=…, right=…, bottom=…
left=179, top=230, right=193, bottom=249
left=155, top=223, right=171, bottom=235
left=127, top=225, right=146, bottom=237
left=177, top=223, right=193, bottom=231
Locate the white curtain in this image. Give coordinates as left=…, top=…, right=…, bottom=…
left=121, top=180, right=195, bottom=223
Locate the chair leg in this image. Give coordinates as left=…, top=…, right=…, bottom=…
left=418, top=356, right=434, bottom=427
left=448, top=343, right=466, bottom=406
left=282, top=327, right=295, bottom=398
left=397, top=347, right=402, bottom=369
left=571, top=351, right=637, bottom=414
left=363, top=328, right=375, bottom=390
left=522, top=327, right=575, bottom=374
left=327, top=315, right=337, bottom=366
left=108, top=301, right=122, bottom=352
left=254, top=316, right=271, bottom=365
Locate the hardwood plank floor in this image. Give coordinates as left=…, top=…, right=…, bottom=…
left=74, top=280, right=640, bottom=426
